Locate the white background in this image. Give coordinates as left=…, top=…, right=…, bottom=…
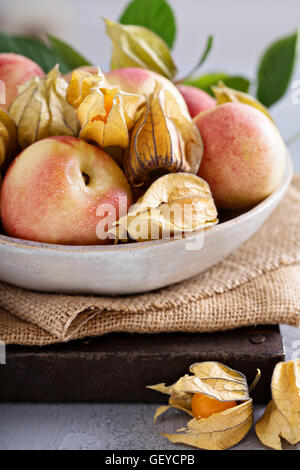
left=0, top=0, right=299, bottom=74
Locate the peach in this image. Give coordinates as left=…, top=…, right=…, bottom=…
left=0, top=53, right=45, bottom=111
left=105, top=67, right=191, bottom=120
left=177, top=84, right=216, bottom=118
left=195, top=102, right=286, bottom=210
left=0, top=137, right=132, bottom=245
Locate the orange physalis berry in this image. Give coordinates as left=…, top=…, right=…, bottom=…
left=191, top=393, right=237, bottom=419
left=91, top=93, right=117, bottom=124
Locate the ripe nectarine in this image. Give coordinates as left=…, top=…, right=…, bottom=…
left=177, top=84, right=216, bottom=118
left=0, top=53, right=45, bottom=111
left=195, top=102, right=286, bottom=209
left=0, top=137, right=132, bottom=245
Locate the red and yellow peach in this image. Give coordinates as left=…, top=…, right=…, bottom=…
left=177, top=84, right=216, bottom=118
left=195, top=102, right=286, bottom=210
left=0, top=53, right=45, bottom=111
left=0, top=137, right=132, bottom=245
left=105, top=67, right=192, bottom=120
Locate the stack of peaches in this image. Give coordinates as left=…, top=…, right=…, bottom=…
left=0, top=53, right=286, bottom=246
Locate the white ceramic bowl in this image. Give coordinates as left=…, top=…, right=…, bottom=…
left=0, top=154, right=293, bottom=295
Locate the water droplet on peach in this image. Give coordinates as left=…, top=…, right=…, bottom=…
left=73, top=184, right=81, bottom=193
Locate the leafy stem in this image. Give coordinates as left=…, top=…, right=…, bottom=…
left=177, top=35, right=214, bottom=84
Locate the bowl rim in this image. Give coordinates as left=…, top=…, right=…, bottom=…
left=0, top=152, right=293, bottom=253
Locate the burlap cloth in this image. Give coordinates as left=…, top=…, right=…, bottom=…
left=0, top=175, right=300, bottom=346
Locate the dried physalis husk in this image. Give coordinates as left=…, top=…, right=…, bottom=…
left=9, top=65, right=79, bottom=150
left=0, top=108, right=17, bottom=175
left=212, top=81, right=273, bottom=122
left=256, top=359, right=300, bottom=450
left=110, top=173, right=218, bottom=242
left=124, top=82, right=203, bottom=186
left=148, top=362, right=260, bottom=450
left=66, top=68, right=145, bottom=148
left=104, top=18, right=177, bottom=80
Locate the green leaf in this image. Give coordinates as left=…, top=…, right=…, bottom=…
left=257, top=30, right=299, bottom=107
left=184, top=73, right=250, bottom=96
left=0, top=30, right=70, bottom=73
left=224, top=76, right=250, bottom=93
left=186, top=35, right=214, bottom=78
left=104, top=18, right=177, bottom=79
left=195, top=35, right=214, bottom=69
left=119, top=0, right=176, bottom=49
left=47, top=34, right=91, bottom=70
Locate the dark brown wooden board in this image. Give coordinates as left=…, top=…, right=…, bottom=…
left=0, top=325, right=284, bottom=403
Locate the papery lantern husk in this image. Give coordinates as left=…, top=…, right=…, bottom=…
left=0, top=108, right=17, bottom=175
left=256, top=359, right=300, bottom=450
left=212, top=81, right=273, bottom=122
left=66, top=68, right=145, bottom=149
left=124, top=82, right=203, bottom=187
left=148, top=361, right=259, bottom=450
left=104, top=18, right=177, bottom=80
left=110, top=173, right=218, bottom=243
left=9, top=65, right=79, bottom=150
